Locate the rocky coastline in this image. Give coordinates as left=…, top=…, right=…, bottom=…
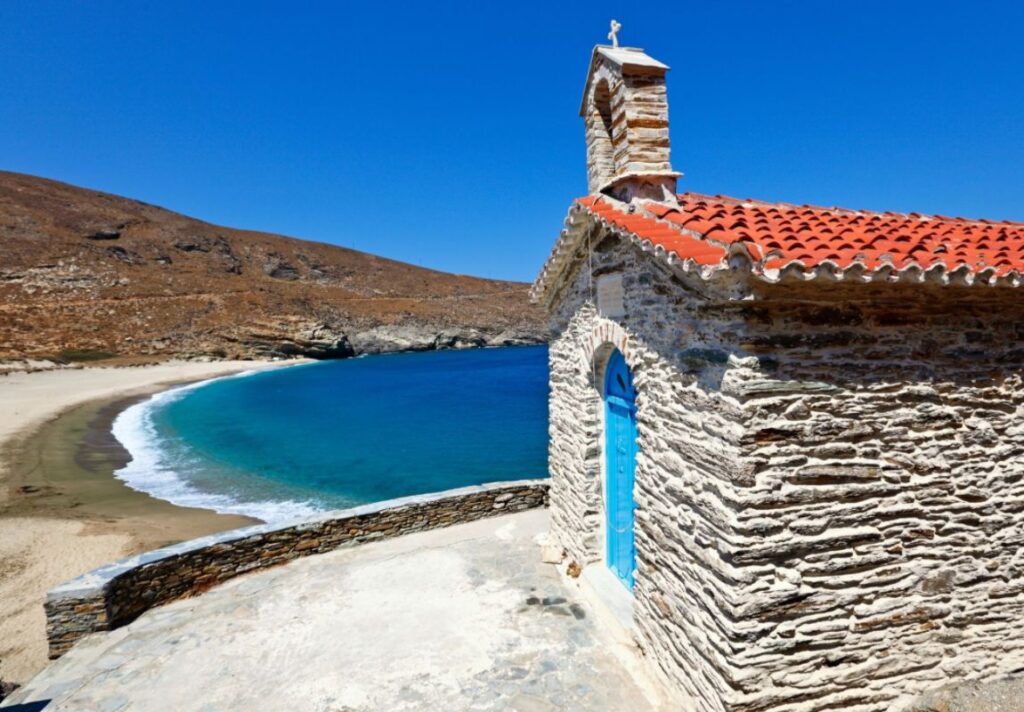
left=230, top=322, right=546, bottom=361
left=0, top=324, right=546, bottom=373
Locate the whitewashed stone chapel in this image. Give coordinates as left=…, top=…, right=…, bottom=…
left=532, top=29, right=1024, bottom=712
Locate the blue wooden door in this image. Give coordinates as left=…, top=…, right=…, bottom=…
left=604, top=350, right=637, bottom=589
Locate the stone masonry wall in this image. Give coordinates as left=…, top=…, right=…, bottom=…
left=584, top=55, right=671, bottom=193
left=546, top=224, right=1024, bottom=712
left=717, top=282, right=1024, bottom=711
left=547, top=226, right=758, bottom=710
left=45, top=481, right=548, bottom=659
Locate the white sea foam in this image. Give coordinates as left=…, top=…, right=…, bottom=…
left=111, top=370, right=323, bottom=525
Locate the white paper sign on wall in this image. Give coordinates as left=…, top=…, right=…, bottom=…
left=596, top=273, right=626, bottom=318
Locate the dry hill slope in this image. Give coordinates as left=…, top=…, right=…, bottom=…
left=0, top=172, right=546, bottom=361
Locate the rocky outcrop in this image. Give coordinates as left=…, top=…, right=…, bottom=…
left=172, top=235, right=242, bottom=274
left=346, top=325, right=545, bottom=355
left=261, top=252, right=299, bottom=280
left=345, top=324, right=440, bottom=353
left=237, top=323, right=355, bottom=360
left=85, top=228, right=120, bottom=240
left=228, top=323, right=543, bottom=360
left=0, top=679, right=19, bottom=702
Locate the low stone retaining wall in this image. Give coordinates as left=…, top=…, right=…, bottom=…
left=45, top=480, right=549, bottom=659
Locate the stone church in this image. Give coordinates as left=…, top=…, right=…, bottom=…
left=532, top=37, right=1024, bottom=712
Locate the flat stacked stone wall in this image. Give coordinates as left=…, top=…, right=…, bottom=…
left=726, top=282, right=1024, bottom=711
left=548, top=230, right=752, bottom=711
left=45, top=480, right=548, bottom=659
left=546, top=224, right=1024, bottom=712
left=583, top=54, right=672, bottom=193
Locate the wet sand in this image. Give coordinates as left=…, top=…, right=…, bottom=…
left=5, top=389, right=260, bottom=549
left=0, top=361, right=297, bottom=683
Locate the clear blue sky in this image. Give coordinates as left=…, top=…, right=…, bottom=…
left=2, top=1, right=1022, bottom=282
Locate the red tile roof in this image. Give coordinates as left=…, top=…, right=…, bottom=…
left=531, top=193, right=1024, bottom=302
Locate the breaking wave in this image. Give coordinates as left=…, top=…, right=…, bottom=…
left=111, top=370, right=323, bottom=525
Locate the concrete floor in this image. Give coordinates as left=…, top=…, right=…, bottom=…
left=4, top=510, right=661, bottom=712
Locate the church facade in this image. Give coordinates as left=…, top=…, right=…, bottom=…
left=533, top=40, right=1024, bottom=712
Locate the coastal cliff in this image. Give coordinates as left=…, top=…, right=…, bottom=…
left=0, top=171, right=546, bottom=362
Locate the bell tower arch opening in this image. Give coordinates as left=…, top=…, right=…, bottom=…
left=585, top=78, right=617, bottom=193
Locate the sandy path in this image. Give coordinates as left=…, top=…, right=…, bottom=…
left=0, top=360, right=292, bottom=683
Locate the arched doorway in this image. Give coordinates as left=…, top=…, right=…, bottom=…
left=604, top=349, right=637, bottom=589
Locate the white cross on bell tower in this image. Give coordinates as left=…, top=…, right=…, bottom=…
left=607, top=19, right=621, bottom=48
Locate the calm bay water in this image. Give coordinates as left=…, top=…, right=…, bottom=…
left=112, top=346, right=549, bottom=523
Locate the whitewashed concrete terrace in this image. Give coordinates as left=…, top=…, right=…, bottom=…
left=5, top=510, right=662, bottom=712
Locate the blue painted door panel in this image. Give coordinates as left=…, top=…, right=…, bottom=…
left=604, top=350, right=637, bottom=589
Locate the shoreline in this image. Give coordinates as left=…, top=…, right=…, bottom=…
left=109, top=370, right=324, bottom=523
left=0, top=360, right=302, bottom=683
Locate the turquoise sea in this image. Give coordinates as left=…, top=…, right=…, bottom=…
left=111, top=346, right=549, bottom=523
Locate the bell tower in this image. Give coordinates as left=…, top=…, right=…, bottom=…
left=581, top=23, right=679, bottom=202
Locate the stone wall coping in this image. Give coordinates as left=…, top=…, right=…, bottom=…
left=48, top=479, right=549, bottom=602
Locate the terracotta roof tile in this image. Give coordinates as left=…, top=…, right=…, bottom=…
left=612, top=192, right=1024, bottom=276
left=531, top=192, right=1024, bottom=302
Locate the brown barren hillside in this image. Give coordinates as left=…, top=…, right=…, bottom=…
left=0, top=172, right=546, bottom=361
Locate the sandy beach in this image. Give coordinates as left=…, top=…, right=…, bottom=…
left=0, top=360, right=296, bottom=683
